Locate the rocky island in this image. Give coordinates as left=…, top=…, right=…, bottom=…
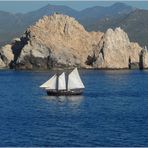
left=0, top=13, right=147, bottom=70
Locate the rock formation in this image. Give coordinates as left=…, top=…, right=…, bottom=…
left=15, top=14, right=103, bottom=70
left=90, top=28, right=142, bottom=69
left=0, top=44, right=14, bottom=68
left=0, top=58, right=5, bottom=68
left=0, top=14, right=146, bottom=70
left=139, top=47, right=148, bottom=69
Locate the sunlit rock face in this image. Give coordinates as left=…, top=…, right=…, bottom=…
left=91, top=27, right=142, bottom=69
left=139, top=48, right=148, bottom=69
left=0, top=44, right=14, bottom=68
left=0, top=14, right=144, bottom=70
left=14, top=14, right=103, bottom=69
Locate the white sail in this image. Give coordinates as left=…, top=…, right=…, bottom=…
left=68, top=68, right=85, bottom=90
left=58, top=72, right=66, bottom=90
left=40, top=74, right=57, bottom=89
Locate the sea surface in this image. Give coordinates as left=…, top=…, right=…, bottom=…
left=0, top=69, right=148, bottom=146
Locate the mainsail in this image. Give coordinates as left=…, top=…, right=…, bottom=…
left=40, top=74, right=57, bottom=89
left=58, top=72, right=66, bottom=90
left=68, top=68, right=85, bottom=90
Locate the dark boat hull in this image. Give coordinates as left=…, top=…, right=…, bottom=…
left=46, top=89, right=83, bottom=96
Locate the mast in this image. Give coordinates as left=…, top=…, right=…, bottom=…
left=66, top=72, right=69, bottom=91
left=56, top=73, right=59, bottom=92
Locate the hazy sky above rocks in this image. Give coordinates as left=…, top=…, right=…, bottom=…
left=0, top=1, right=147, bottom=13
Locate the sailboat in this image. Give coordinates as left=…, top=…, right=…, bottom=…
left=40, top=68, right=85, bottom=96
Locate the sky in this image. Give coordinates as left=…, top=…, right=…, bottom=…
left=0, top=1, right=148, bottom=13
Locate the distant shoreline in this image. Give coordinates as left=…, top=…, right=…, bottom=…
left=0, top=67, right=146, bottom=72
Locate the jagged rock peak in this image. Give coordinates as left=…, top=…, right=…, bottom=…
left=28, top=13, right=86, bottom=34
left=105, top=27, right=130, bottom=43
left=14, top=14, right=103, bottom=69
left=0, top=14, right=144, bottom=70
left=92, top=27, right=142, bottom=69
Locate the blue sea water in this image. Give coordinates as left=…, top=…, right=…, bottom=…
left=0, top=69, right=148, bottom=146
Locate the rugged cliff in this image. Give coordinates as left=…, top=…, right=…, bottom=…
left=90, top=28, right=142, bottom=69
left=0, top=14, right=145, bottom=70
left=0, top=44, right=14, bottom=68
left=14, top=14, right=103, bottom=70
